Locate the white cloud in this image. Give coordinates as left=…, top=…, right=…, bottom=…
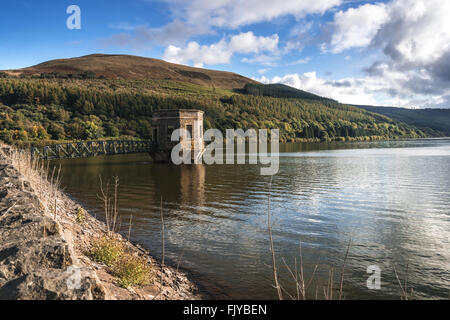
left=255, top=72, right=379, bottom=105
left=370, top=0, right=450, bottom=105
left=374, top=0, right=450, bottom=65
left=258, top=69, right=268, bottom=75
left=106, top=0, right=341, bottom=50
left=254, top=68, right=450, bottom=108
left=163, top=41, right=231, bottom=67
left=163, top=32, right=279, bottom=67
left=326, top=3, right=389, bottom=53
left=103, top=20, right=212, bottom=49
left=166, top=0, right=343, bottom=29
left=292, top=57, right=311, bottom=65
left=327, top=0, right=450, bottom=63
left=229, top=32, right=279, bottom=54
left=323, top=0, right=450, bottom=107
left=109, top=22, right=138, bottom=31
left=289, top=21, right=314, bottom=38
left=241, top=54, right=280, bottom=67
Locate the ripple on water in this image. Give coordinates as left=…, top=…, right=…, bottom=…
left=54, top=139, right=450, bottom=299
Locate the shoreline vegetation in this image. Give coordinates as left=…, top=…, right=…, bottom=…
left=0, top=142, right=200, bottom=300
left=7, top=134, right=434, bottom=150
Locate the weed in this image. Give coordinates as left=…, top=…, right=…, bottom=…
left=114, top=254, right=153, bottom=288
left=90, top=236, right=124, bottom=267
left=89, top=236, right=152, bottom=288
left=76, top=207, right=86, bottom=224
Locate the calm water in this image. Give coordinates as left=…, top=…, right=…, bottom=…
left=53, top=139, right=450, bottom=299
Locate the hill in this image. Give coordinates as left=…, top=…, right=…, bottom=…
left=356, top=105, right=450, bottom=136
left=2, top=54, right=258, bottom=89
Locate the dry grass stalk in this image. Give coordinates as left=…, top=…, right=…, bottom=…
left=7, top=147, right=62, bottom=218
left=267, top=177, right=283, bottom=300
left=160, top=196, right=165, bottom=298
left=394, top=264, right=415, bottom=300
left=128, top=214, right=133, bottom=241
left=97, top=175, right=121, bottom=234
left=281, top=242, right=320, bottom=300
left=282, top=244, right=352, bottom=300
left=266, top=175, right=352, bottom=300
left=3, top=201, right=18, bottom=215
left=338, top=237, right=352, bottom=300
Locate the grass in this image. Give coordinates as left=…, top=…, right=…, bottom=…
left=4, top=143, right=62, bottom=217
left=90, top=236, right=124, bottom=267
left=89, top=236, right=153, bottom=288
left=114, top=254, right=153, bottom=288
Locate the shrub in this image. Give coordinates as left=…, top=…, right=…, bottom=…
left=114, top=255, right=153, bottom=288
left=90, top=236, right=124, bottom=267
left=89, top=236, right=152, bottom=288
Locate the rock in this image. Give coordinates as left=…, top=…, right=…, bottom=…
left=0, top=152, right=106, bottom=300
left=0, top=269, right=105, bottom=300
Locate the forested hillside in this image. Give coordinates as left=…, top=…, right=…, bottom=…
left=0, top=77, right=429, bottom=146
left=357, top=105, right=450, bottom=136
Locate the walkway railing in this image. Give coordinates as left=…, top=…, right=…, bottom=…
left=31, top=140, right=154, bottom=160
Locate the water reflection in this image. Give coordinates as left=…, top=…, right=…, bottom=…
left=146, top=164, right=206, bottom=206
left=180, top=165, right=206, bottom=206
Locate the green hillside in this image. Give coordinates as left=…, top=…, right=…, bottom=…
left=0, top=77, right=429, bottom=146
left=356, top=105, right=450, bottom=136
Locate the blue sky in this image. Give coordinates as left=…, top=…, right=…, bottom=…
left=1, top=0, right=449, bottom=108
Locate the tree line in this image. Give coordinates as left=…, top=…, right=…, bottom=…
left=0, top=78, right=428, bottom=146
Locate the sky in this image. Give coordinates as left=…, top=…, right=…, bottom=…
left=1, top=0, right=449, bottom=108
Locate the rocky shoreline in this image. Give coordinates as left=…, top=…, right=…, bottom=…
left=0, top=144, right=200, bottom=300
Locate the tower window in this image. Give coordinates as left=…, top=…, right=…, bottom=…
left=186, top=125, right=193, bottom=139
left=167, top=126, right=174, bottom=141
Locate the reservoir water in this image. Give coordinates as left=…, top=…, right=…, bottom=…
left=53, top=138, right=450, bottom=299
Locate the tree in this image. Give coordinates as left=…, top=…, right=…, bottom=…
left=48, top=123, right=66, bottom=140
left=105, top=122, right=120, bottom=137
left=84, top=120, right=104, bottom=139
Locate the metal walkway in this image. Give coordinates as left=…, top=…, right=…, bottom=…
left=31, top=140, right=153, bottom=160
